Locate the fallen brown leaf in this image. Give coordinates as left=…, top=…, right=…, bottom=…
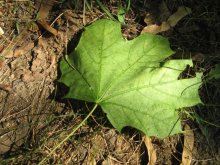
left=141, top=21, right=170, bottom=34
left=141, top=6, right=192, bottom=34
left=35, top=0, right=58, bottom=35
left=35, top=0, right=55, bottom=19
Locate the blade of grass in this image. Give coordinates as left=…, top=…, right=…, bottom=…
left=126, top=0, right=131, bottom=12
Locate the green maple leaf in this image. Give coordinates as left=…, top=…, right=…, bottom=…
left=59, top=19, right=202, bottom=138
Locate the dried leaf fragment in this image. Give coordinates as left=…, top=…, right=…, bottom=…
left=141, top=22, right=170, bottom=34
left=35, top=0, right=55, bottom=19
left=35, top=0, right=57, bottom=35
left=141, top=6, right=192, bottom=34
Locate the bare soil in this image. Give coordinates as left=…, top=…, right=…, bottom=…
left=0, top=0, right=220, bottom=164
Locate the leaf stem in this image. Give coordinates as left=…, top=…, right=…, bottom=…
left=38, top=103, right=99, bottom=165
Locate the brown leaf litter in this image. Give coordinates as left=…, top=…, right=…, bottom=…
left=141, top=6, right=192, bottom=34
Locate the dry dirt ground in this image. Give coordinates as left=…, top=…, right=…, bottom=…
left=0, top=0, right=220, bottom=164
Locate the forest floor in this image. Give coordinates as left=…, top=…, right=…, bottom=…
left=0, top=0, right=220, bottom=164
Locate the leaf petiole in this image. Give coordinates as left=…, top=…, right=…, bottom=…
left=38, top=103, right=99, bottom=165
